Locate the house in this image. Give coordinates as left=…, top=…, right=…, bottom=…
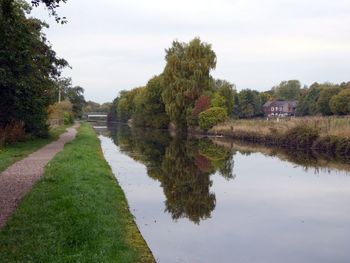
left=263, top=100, right=298, bottom=117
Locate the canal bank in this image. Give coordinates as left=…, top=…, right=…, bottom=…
left=0, top=123, right=155, bottom=263
left=206, top=117, right=350, bottom=159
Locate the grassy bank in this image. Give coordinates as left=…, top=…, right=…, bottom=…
left=0, top=123, right=155, bottom=263
left=0, top=125, right=70, bottom=173
left=210, top=116, right=350, bottom=158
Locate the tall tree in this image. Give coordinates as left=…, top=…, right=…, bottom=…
left=316, top=84, right=340, bottom=116
left=296, top=83, right=322, bottom=116
left=66, top=86, right=85, bottom=118
left=329, top=89, right=350, bottom=115
left=0, top=0, right=68, bottom=136
left=273, top=80, right=301, bottom=100
left=133, top=75, right=169, bottom=129
left=212, top=79, right=235, bottom=116
left=162, top=38, right=216, bottom=131
left=238, top=89, right=262, bottom=118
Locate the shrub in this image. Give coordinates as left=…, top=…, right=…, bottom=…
left=283, top=125, right=319, bottom=149
left=48, top=100, right=74, bottom=126
left=193, top=95, right=211, bottom=116
left=0, top=121, right=26, bottom=145
left=198, top=107, right=227, bottom=130
left=63, top=112, right=74, bottom=125
left=188, top=95, right=212, bottom=127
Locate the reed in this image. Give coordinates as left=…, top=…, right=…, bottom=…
left=210, top=116, right=350, bottom=157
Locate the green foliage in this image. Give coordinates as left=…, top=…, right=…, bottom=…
left=198, top=107, right=227, bottom=130
left=212, top=79, right=235, bottom=115
left=273, top=80, right=301, bottom=100
left=116, top=88, right=142, bottom=122
left=48, top=100, right=74, bottom=125
left=259, top=92, right=271, bottom=105
left=316, top=85, right=340, bottom=115
left=63, top=112, right=73, bottom=125
left=84, top=101, right=112, bottom=113
left=0, top=0, right=68, bottom=136
left=237, top=89, right=262, bottom=118
left=162, top=38, right=216, bottom=130
left=211, top=93, right=226, bottom=109
left=296, top=83, right=322, bottom=116
left=329, top=89, right=350, bottom=115
left=65, top=86, right=85, bottom=118
left=133, top=75, right=169, bottom=129
left=55, top=78, right=86, bottom=118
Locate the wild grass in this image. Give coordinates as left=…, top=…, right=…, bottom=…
left=0, top=125, right=70, bottom=173
left=210, top=116, right=350, bottom=156
left=0, top=123, right=154, bottom=263
left=212, top=116, right=350, bottom=138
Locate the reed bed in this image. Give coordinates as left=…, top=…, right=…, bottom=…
left=209, top=116, right=350, bottom=157
left=212, top=116, right=350, bottom=138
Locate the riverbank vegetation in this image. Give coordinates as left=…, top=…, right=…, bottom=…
left=211, top=116, right=350, bottom=157
left=0, top=124, right=70, bottom=173
left=0, top=123, right=155, bottom=263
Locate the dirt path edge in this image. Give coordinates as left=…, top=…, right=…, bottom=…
left=0, top=123, right=80, bottom=228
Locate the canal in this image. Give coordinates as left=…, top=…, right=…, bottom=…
left=97, top=124, right=350, bottom=263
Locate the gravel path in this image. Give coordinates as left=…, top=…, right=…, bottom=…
left=0, top=124, right=80, bottom=228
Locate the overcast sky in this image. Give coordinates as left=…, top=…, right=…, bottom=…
left=31, top=0, right=350, bottom=103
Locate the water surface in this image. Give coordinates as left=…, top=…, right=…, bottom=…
left=98, top=124, right=350, bottom=263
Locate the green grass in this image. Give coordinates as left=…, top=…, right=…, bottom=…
left=0, top=125, right=70, bottom=173
left=0, top=123, right=155, bottom=263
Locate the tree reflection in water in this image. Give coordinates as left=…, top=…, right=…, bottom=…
left=109, top=124, right=235, bottom=223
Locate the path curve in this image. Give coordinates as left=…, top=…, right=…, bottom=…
left=0, top=123, right=80, bottom=228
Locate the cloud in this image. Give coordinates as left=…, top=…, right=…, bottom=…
left=30, top=0, right=350, bottom=103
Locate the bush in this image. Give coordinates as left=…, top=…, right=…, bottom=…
left=198, top=107, right=227, bottom=130
left=48, top=100, right=74, bottom=126
left=283, top=125, right=319, bottom=149
left=63, top=112, right=74, bottom=125
left=0, top=121, right=26, bottom=145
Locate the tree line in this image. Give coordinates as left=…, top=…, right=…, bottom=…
left=110, top=38, right=237, bottom=131
left=110, top=38, right=350, bottom=131
left=0, top=0, right=85, bottom=140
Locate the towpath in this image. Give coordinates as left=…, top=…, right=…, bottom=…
left=0, top=123, right=80, bottom=228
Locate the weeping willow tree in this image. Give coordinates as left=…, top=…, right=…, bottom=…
left=162, top=38, right=216, bottom=131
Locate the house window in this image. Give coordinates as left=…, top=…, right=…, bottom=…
left=275, top=107, right=278, bottom=111
left=271, top=107, right=274, bottom=111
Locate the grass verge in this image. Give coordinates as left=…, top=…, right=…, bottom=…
left=0, top=123, right=155, bottom=263
left=0, top=125, right=70, bottom=173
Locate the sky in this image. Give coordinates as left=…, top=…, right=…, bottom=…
left=30, top=0, right=350, bottom=103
